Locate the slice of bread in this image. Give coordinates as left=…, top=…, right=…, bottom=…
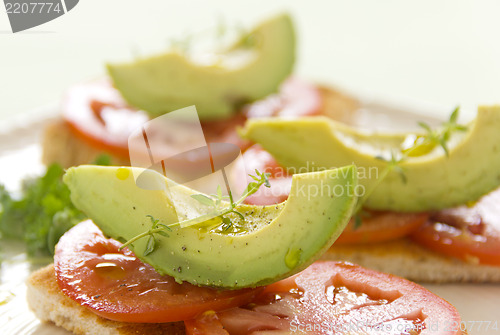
left=41, top=120, right=129, bottom=168
left=26, top=264, right=186, bottom=335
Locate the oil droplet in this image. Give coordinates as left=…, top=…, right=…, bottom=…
left=285, top=248, right=302, bottom=269
left=94, top=262, right=126, bottom=279
left=116, top=167, right=130, bottom=180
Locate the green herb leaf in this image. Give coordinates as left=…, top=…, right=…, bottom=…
left=156, top=223, right=172, bottom=231
left=449, top=106, right=460, bottom=124
left=221, top=217, right=232, bottom=231
left=263, top=173, right=271, bottom=188
left=353, top=214, right=362, bottom=230
left=157, top=231, right=170, bottom=237
left=439, top=138, right=450, bottom=157
left=92, top=154, right=112, bottom=166
left=417, top=121, right=433, bottom=134
left=144, top=235, right=156, bottom=256
left=216, top=185, right=222, bottom=206
left=393, top=166, right=408, bottom=184
left=146, top=214, right=159, bottom=225
left=191, top=194, right=215, bottom=207
left=0, top=163, right=86, bottom=256
left=232, top=210, right=245, bottom=221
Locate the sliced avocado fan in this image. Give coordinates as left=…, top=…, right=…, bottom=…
left=241, top=105, right=500, bottom=212
left=107, top=14, right=295, bottom=120
left=64, top=165, right=357, bottom=288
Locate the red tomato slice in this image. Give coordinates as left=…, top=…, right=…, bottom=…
left=412, top=187, right=500, bottom=266
left=184, top=311, right=229, bottom=335
left=185, top=261, right=462, bottom=335
left=54, top=220, right=262, bottom=323
left=243, top=76, right=322, bottom=118
left=63, top=79, right=147, bottom=159
left=62, top=80, right=249, bottom=159
left=63, top=77, right=321, bottom=162
left=336, top=211, right=429, bottom=244
left=236, top=145, right=426, bottom=242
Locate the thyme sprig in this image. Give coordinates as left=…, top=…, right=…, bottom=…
left=354, top=107, right=467, bottom=215
left=411, top=107, right=467, bottom=157
left=119, top=215, right=172, bottom=255
left=119, top=170, right=270, bottom=253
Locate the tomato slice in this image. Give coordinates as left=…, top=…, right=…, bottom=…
left=336, top=211, right=429, bottom=244
left=243, top=76, right=322, bottom=118
left=63, top=79, right=147, bottom=159
left=185, top=261, right=462, bottom=335
left=62, top=80, right=249, bottom=159
left=236, top=145, right=426, bottom=242
left=54, top=220, right=262, bottom=323
left=63, top=77, right=321, bottom=162
left=412, top=187, right=500, bottom=266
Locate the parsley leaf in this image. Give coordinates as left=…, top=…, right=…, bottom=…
left=0, top=155, right=110, bottom=257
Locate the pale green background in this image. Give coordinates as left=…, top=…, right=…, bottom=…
left=1, top=0, right=500, bottom=125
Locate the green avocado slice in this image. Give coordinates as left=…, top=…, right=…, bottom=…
left=241, top=105, right=500, bottom=212
left=107, top=14, right=295, bottom=120
left=63, top=165, right=357, bottom=288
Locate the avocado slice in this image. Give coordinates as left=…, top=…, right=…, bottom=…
left=241, top=105, right=500, bottom=212
left=107, top=14, right=295, bottom=120
left=63, top=165, right=357, bottom=288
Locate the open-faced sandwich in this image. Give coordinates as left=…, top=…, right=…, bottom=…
left=38, top=13, right=500, bottom=284
left=27, top=164, right=467, bottom=334
left=238, top=104, right=500, bottom=283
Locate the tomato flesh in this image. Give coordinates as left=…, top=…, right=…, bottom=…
left=412, top=187, right=500, bottom=266
left=242, top=76, right=322, bottom=118
left=185, top=261, right=461, bottom=335
left=63, top=79, right=147, bottom=159
left=336, top=210, right=429, bottom=244
left=63, top=77, right=321, bottom=161
left=54, top=220, right=262, bottom=323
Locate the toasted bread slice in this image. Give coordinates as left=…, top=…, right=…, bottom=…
left=26, top=264, right=185, bottom=335
left=41, top=120, right=129, bottom=168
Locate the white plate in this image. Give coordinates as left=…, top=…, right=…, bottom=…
left=0, top=105, right=499, bottom=335
left=0, top=113, right=70, bottom=334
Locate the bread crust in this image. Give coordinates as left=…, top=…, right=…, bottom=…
left=26, top=264, right=185, bottom=335
left=41, top=120, right=129, bottom=168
